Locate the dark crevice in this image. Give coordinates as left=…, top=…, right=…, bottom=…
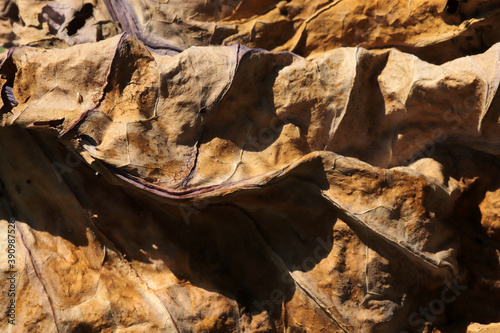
left=0, top=51, right=18, bottom=115
left=1, top=0, right=20, bottom=23
left=78, top=134, right=98, bottom=147
left=33, top=118, right=65, bottom=128
left=70, top=323, right=94, bottom=333
left=446, top=0, right=461, bottom=15
left=66, top=3, right=93, bottom=36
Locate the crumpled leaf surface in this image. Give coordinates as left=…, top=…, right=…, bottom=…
left=1, top=32, right=500, bottom=332
left=102, top=0, right=500, bottom=63
left=0, top=0, right=119, bottom=47
left=3, top=0, right=500, bottom=63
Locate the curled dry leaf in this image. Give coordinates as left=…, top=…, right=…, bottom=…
left=0, top=0, right=119, bottom=47
left=2, top=0, right=500, bottom=63
left=0, top=30, right=500, bottom=331
left=101, top=0, right=500, bottom=63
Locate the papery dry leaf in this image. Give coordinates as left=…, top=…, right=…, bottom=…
left=0, top=0, right=119, bottom=47
left=1, top=33, right=500, bottom=332
left=102, top=0, right=500, bottom=63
